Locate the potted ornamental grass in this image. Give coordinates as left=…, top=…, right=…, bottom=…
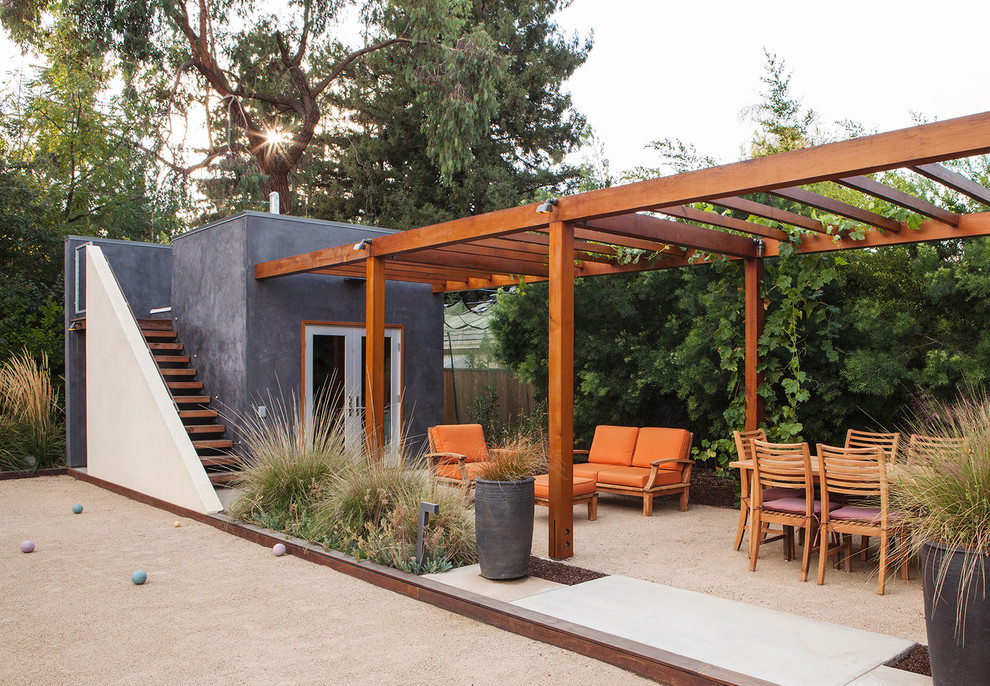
left=891, top=392, right=990, bottom=686
left=473, top=436, right=547, bottom=580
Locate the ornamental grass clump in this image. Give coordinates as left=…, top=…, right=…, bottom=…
left=229, top=390, right=476, bottom=573
left=476, top=435, right=547, bottom=482
left=891, top=391, right=990, bottom=627
left=312, top=460, right=476, bottom=573
left=0, top=349, right=64, bottom=470
left=228, top=392, right=355, bottom=532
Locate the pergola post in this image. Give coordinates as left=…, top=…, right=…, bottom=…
left=548, top=220, right=575, bottom=560
left=744, top=256, right=765, bottom=431
left=365, top=255, right=386, bottom=459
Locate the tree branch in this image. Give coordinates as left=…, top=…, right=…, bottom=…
left=312, top=37, right=410, bottom=98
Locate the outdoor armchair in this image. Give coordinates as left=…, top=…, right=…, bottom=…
left=749, top=439, right=825, bottom=581
left=425, top=424, right=496, bottom=494
left=815, top=444, right=909, bottom=595
left=731, top=429, right=794, bottom=551
left=844, top=429, right=901, bottom=560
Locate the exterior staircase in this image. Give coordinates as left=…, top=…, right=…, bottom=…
left=139, top=319, right=241, bottom=486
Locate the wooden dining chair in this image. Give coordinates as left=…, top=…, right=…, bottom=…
left=815, top=444, right=909, bottom=595
left=732, top=429, right=791, bottom=551
left=906, top=433, right=966, bottom=466
left=844, top=429, right=900, bottom=559
left=749, top=440, right=820, bottom=581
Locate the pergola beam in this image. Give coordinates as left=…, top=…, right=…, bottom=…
left=657, top=205, right=790, bottom=241
left=584, top=214, right=760, bottom=258
left=711, top=196, right=826, bottom=234
left=770, top=187, right=901, bottom=233
left=764, top=211, right=990, bottom=256
left=838, top=175, right=960, bottom=225
left=910, top=163, right=990, bottom=206
left=556, top=111, right=990, bottom=222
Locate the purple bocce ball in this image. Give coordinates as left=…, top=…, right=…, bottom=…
left=272, top=543, right=287, bottom=557
left=20, top=540, right=35, bottom=553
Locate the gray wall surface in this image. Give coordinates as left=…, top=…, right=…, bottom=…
left=172, top=212, right=443, bottom=455
left=63, top=237, right=173, bottom=467
left=65, top=213, right=444, bottom=467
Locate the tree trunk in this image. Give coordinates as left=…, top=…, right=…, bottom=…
left=264, top=161, right=293, bottom=214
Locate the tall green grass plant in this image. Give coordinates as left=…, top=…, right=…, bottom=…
left=0, top=349, right=64, bottom=470
left=891, top=391, right=990, bottom=629
left=229, top=391, right=476, bottom=573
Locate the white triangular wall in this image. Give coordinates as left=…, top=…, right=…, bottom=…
left=85, top=246, right=223, bottom=513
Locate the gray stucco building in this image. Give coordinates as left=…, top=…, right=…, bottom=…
left=65, top=212, right=444, bottom=470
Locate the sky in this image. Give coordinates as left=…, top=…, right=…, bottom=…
left=3, top=0, right=990, bottom=178
left=554, top=0, right=990, bottom=175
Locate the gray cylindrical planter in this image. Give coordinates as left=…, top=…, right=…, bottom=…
left=922, top=541, right=990, bottom=686
left=474, top=477, right=535, bottom=580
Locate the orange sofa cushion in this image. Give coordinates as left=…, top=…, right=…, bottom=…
left=587, top=426, right=639, bottom=466
left=429, top=424, right=490, bottom=463
left=435, top=461, right=490, bottom=482
left=572, top=463, right=604, bottom=481
left=533, top=475, right=596, bottom=499
left=596, top=466, right=682, bottom=489
left=631, top=428, right=692, bottom=470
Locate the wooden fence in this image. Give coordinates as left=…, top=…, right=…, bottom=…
left=443, top=369, right=537, bottom=427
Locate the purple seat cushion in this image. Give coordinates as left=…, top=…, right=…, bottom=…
left=830, top=505, right=900, bottom=523
left=764, top=497, right=828, bottom=516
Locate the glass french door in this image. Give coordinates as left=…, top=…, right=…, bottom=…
left=303, top=324, right=402, bottom=455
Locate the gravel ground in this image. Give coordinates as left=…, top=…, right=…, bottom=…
left=1, top=476, right=650, bottom=686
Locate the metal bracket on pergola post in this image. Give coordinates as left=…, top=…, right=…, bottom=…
left=255, top=110, right=990, bottom=559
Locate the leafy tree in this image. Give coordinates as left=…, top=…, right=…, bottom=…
left=4, top=0, right=523, bottom=215
left=0, top=13, right=181, bottom=373
left=308, top=0, right=590, bottom=228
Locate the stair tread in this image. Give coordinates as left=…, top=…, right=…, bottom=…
left=149, top=342, right=183, bottom=351
left=193, top=439, right=233, bottom=449
left=160, top=368, right=197, bottom=377
left=174, top=395, right=211, bottom=404
left=208, top=472, right=241, bottom=485
left=200, top=455, right=240, bottom=466
left=155, top=355, right=190, bottom=364
left=137, top=319, right=173, bottom=331
left=168, top=381, right=204, bottom=390
left=185, top=424, right=226, bottom=434
left=179, top=409, right=218, bottom=419
left=143, top=330, right=178, bottom=339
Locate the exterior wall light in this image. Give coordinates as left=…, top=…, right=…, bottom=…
left=536, top=198, right=558, bottom=214
left=353, top=238, right=372, bottom=251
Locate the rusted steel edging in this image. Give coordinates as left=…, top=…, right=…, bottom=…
left=62, top=468, right=770, bottom=686
left=0, top=467, right=67, bottom=481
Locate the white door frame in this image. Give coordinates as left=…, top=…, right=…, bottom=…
left=303, top=323, right=402, bottom=453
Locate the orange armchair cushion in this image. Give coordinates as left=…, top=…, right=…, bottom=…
left=587, top=426, right=639, bottom=466
left=533, top=475, right=597, bottom=498
left=435, top=461, right=490, bottom=482
left=429, top=424, right=490, bottom=463
left=631, top=428, right=692, bottom=470
left=596, top=466, right=682, bottom=489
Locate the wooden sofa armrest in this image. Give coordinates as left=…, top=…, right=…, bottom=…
left=648, top=458, right=695, bottom=467
left=645, top=458, right=695, bottom=489
left=573, top=449, right=590, bottom=456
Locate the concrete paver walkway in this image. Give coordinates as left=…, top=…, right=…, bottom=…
left=430, top=564, right=928, bottom=686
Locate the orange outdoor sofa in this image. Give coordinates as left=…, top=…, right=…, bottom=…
left=574, top=425, right=694, bottom=516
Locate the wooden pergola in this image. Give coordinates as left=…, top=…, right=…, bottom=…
left=256, top=111, right=990, bottom=559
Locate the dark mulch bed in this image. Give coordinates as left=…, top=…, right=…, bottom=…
left=528, top=555, right=607, bottom=585
left=690, top=468, right=737, bottom=508
left=891, top=644, right=931, bottom=676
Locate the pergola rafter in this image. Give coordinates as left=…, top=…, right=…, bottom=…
left=254, top=111, right=990, bottom=560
